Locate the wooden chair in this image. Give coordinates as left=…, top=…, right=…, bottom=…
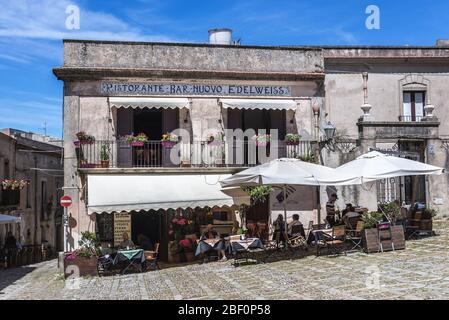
left=286, top=224, right=307, bottom=252
left=346, top=221, right=364, bottom=252
left=144, top=243, right=160, bottom=271
left=246, top=221, right=257, bottom=238
left=319, top=225, right=347, bottom=256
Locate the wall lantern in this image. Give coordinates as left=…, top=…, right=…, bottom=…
left=322, top=121, right=336, bottom=141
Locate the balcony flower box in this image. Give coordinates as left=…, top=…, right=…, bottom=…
left=285, top=133, right=301, bottom=146
left=75, top=132, right=95, bottom=147
left=252, top=134, right=271, bottom=147
left=79, top=161, right=96, bottom=169
left=206, top=132, right=224, bottom=146
left=130, top=141, right=144, bottom=147
left=126, top=133, right=148, bottom=147
left=161, top=141, right=176, bottom=148
left=161, top=132, right=178, bottom=148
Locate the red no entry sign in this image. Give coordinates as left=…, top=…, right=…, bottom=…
left=60, top=195, right=72, bottom=207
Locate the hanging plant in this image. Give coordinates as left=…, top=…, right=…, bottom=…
left=242, top=186, right=273, bottom=203
left=1, top=179, right=30, bottom=190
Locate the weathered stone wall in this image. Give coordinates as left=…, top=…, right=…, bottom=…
left=63, top=40, right=324, bottom=74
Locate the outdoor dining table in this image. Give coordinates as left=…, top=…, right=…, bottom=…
left=306, top=228, right=333, bottom=244
left=195, top=238, right=226, bottom=256
left=229, top=237, right=264, bottom=254
left=113, top=248, right=145, bottom=274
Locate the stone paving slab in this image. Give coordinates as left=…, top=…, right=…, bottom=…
left=1, top=220, right=449, bottom=300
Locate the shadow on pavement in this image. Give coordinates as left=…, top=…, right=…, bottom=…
left=0, top=266, right=36, bottom=294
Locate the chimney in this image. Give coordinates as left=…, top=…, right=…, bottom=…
left=208, top=28, right=233, bottom=45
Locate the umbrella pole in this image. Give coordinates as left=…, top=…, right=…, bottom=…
left=283, top=185, right=287, bottom=230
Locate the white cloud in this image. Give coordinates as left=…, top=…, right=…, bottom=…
left=0, top=0, right=174, bottom=42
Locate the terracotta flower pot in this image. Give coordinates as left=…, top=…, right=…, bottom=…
left=100, top=160, right=109, bottom=168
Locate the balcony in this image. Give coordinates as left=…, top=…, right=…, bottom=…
left=398, top=115, right=424, bottom=122
left=75, top=140, right=312, bottom=169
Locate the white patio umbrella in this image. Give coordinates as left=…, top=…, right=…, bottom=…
left=0, top=214, right=21, bottom=224
left=220, top=158, right=361, bottom=227
left=335, top=151, right=445, bottom=183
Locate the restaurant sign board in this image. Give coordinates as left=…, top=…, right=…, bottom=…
left=101, top=82, right=292, bottom=97
left=113, top=212, right=132, bottom=247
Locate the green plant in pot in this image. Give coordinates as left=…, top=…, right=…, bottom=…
left=242, top=186, right=273, bottom=204
left=100, top=143, right=110, bottom=168
left=64, top=231, right=100, bottom=278
left=361, top=211, right=385, bottom=230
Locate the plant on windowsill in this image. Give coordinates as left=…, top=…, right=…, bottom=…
left=161, top=132, right=178, bottom=148
left=74, top=131, right=95, bottom=146
left=63, top=231, right=100, bottom=278
left=285, top=133, right=301, bottom=146
left=100, top=143, right=111, bottom=168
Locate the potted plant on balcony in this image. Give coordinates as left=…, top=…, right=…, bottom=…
left=100, top=143, right=110, bottom=168
left=252, top=134, right=271, bottom=147
left=74, top=131, right=95, bottom=146
left=285, top=133, right=301, bottom=146
left=161, top=132, right=178, bottom=148
left=126, top=133, right=148, bottom=147
left=205, top=130, right=224, bottom=146
left=63, top=231, right=100, bottom=278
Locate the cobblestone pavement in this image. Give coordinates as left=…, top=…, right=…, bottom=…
left=2, top=220, right=449, bottom=300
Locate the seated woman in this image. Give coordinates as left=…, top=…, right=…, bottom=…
left=201, top=224, right=227, bottom=262
left=119, top=232, right=135, bottom=249
left=287, top=214, right=305, bottom=238
left=273, top=214, right=287, bottom=246
left=245, top=220, right=257, bottom=238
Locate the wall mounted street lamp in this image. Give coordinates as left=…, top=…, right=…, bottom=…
left=322, top=121, right=337, bottom=142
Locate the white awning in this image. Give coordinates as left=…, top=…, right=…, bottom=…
left=109, top=97, right=190, bottom=110
left=87, top=174, right=249, bottom=214
left=219, top=99, right=297, bottom=110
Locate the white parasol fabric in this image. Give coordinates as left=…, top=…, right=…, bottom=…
left=335, top=151, right=445, bottom=183
left=219, top=158, right=361, bottom=188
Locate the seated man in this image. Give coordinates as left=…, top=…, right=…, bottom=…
left=137, top=233, right=153, bottom=250
left=287, top=214, right=305, bottom=237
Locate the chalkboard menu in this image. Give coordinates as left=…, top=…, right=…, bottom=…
left=114, top=212, right=132, bottom=247
left=96, top=214, right=114, bottom=242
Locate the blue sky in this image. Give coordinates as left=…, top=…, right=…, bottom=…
left=0, top=0, right=448, bottom=137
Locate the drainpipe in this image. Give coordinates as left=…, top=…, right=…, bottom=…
left=33, top=156, right=38, bottom=246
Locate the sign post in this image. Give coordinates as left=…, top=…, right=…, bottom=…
left=60, top=195, right=72, bottom=252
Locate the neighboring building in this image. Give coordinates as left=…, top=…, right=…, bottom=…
left=0, top=129, right=64, bottom=252
left=53, top=30, right=449, bottom=259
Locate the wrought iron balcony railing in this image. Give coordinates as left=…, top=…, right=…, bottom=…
left=75, top=140, right=312, bottom=169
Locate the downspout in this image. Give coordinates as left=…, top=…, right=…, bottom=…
left=33, top=156, right=38, bottom=246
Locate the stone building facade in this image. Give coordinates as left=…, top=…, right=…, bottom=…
left=0, top=129, right=64, bottom=251
left=53, top=39, right=449, bottom=258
